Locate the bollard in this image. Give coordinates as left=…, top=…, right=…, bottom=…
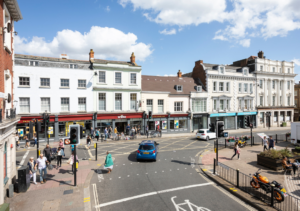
left=38, top=150, right=40, bottom=156
left=213, top=158, right=216, bottom=175
left=95, top=143, right=97, bottom=161
left=236, top=169, right=240, bottom=188
left=271, top=184, right=275, bottom=207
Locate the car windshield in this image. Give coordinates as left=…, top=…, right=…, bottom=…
left=139, top=145, right=154, bottom=150
left=198, top=130, right=205, bottom=133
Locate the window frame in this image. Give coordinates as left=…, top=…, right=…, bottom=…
left=70, top=64, right=78, bottom=69
left=177, top=85, right=183, bottom=92
left=130, top=73, right=137, bottom=85
left=41, top=97, right=51, bottom=113
left=238, top=83, right=242, bottom=93
left=219, top=66, right=225, bottom=74
left=114, top=72, right=122, bottom=84
left=197, top=86, right=202, bottom=92
left=78, top=79, right=86, bottom=88
left=260, top=66, right=263, bottom=71
left=250, top=83, right=253, bottom=93
left=244, top=83, right=248, bottom=93
left=158, top=99, right=164, bottom=113
left=19, top=77, right=30, bottom=86
left=260, top=96, right=263, bottom=106
left=174, top=102, right=183, bottom=112
left=98, top=93, right=106, bottom=111
left=115, top=93, right=122, bottom=110
left=61, top=97, right=70, bottom=112
left=243, top=68, right=248, bottom=76
left=40, top=78, right=50, bottom=87
left=29, top=61, right=39, bottom=66
left=130, top=93, right=137, bottom=110
left=98, top=71, right=106, bottom=83
left=226, top=82, right=230, bottom=92
left=219, top=82, right=224, bottom=92
left=78, top=97, right=87, bottom=112
left=259, top=80, right=263, bottom=89
left=213, top=82, right=217, bottom=92
left=146, top=99, right=153, bottom=112
left=272, top=80, right=275, bottom=89
left=60, top=78, right=70, bottom=88
left=19, top=97, right=30, bottom=113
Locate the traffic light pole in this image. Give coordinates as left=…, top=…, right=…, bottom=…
left=74, top=145, right=77, bottom=186
left=216, top=121, right=218, bottom=163
left=36, top=120, right=39, bottom=158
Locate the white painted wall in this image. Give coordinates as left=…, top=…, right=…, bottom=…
left=14, top=66, right=94, bottom=114
left=141, top=92, right=169, bottom=114
left=168, top=96, right=190, bottom=113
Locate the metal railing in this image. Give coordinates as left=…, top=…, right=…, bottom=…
left=215, top=160, right=300, bottom=211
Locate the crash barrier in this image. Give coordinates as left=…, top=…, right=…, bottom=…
left=214, top=160, right=300, bottom=211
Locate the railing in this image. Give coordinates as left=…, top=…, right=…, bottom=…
left=215, top=161, right=300, bottom=211
left=5, top=108, right=16, bottom=119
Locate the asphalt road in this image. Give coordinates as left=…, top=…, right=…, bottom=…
left=89, top=137, right=255, bottom=211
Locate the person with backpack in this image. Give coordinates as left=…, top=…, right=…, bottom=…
left=95, top=129, right=100, bottom=141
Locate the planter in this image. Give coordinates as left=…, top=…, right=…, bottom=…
left=292, top=149, right=300, bottom=153
left=257, top=155, right=300, bottom=171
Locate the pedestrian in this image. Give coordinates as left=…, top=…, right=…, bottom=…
left=104, top=127, right=108, bottom=141
left=91, top=127, right=94, bottom=139
left=56, top=147, right=65, bottom=169
left=108, top=127, right=112, bottom=139
left=87, top=135, right=91, bottom=149
left=157, top=124, right=160, bottom=131
left=114, top=127, right=118, bottom=134
left=104, top=151, right=114, bottom=174
left=95, top=129, right=100, bottom=141
left=43, top=144, right=52, bottom=164
left=263, top=136, right=268, bottom=151
left=282, top=156, right=298, bottom=174
left=71, top=151, right=79, bottom=173
left=15, top=134, right=20, bottom=149
left=35, top=154, right=49, bottom=184
left=126, top=124, right=130, bottom=136
left=269, top=136, right=275, bottom=150
left=59, top=139, right=64, bottom=150
left=25, top=136, right=30, bottom=148
left=33, top=134, right=37, bottom=147
left=146, top=125, right=149, bottom=136
left=27, top=157, right=37, bottom=185
left=231, top=142, right=240, bottom=160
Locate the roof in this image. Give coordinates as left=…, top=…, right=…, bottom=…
left=142, top=75, right=204, bottom=94
left=140, top=140, right=155, bottom=145
left=15, top=54, right=90, bottom=64
left=5, top=0, right=22, bottom=21
left=93, top=59, right=140, bottom=67
left=248, top=56, right=257, bottom=60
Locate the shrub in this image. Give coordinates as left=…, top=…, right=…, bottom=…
left=259, top=148, right=293, bottom=159
left=295, top=146, right=300, bottom=150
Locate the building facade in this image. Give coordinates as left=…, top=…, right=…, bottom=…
left=0, top=0, right=22, bottom=205
left=294, top=83, right=300, bottom=121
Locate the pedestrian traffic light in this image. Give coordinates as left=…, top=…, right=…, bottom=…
left=36, top=120, right=42, bottom=132
left=217, top=121, right=224, bottom=137
left=64, top=125, right=80, bottom=145
left=149, top=111, right=152, bottom=119
left=209, top=123, right=215, bottom=132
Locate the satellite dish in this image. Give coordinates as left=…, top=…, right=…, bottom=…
left=7, top=93, right=11, bottom=103
left=7, top=23, right=12, bottom=33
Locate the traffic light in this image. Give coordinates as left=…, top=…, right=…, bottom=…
left=46, top=115, right=50, bottom=124
left=36, top=121, right=42, bottom=132
left=29, top=121, right=34, bottom=139
left=149, top=111, right=152, bottom=119
left=80, top=125, right=83, bottom=139
left=209, top=123, right=215, bottom=132
left=217, top=121, right=224, bottom=137
left=64, top=125, right=80, bottom=146
left=43, top=113, right=46, bottom=126
left=245, top=116, right=250, bottom=127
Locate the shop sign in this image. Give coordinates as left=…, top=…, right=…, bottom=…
left=193, top=114, right=204, bottom=118
left=18, top=129, right=24, bottom=137
left=118, top=115, right=126, bottom=119
left=174, top=120, right=179, bottom=128
left=210, top=113, right=236, bottom=117
left=237, top=112, right=257, bottom=116
left=48, top=127, right=53, bottom=135
left=153, top=115, right=168, bottom=118
left=162, top=121, right=167, bottom=129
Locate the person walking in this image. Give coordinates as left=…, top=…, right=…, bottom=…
left=114, top=127, right=118, bottom=134
left=27, top=157, right=37, bottom=185
left=104, top=127, right=108, bottom=141
left=269, top=136, right=275, bottom=150
left=25, top=136, right=30, bottom=148
left=104, top=151, right=114, bottom=174
left=35, top=154, right=49, bottom=184
left=108, top=127, right=112, bottom=139
left=33, top=134, right=37, bottom=147
left=263, top=136, right=268, bottom=151
left=146, top=125, right=149, bottom=137
left=59, top=139, right=64, bottom=151
left=231, top=142, right=240, bottom=160
left=43, top=144, right=52, bottom=164
left=56, top=147, right=65, bottom=169
left=126, top=124, right=130, bottom=136
left=71, top=151, right=79, bottom=173
left=15, top=134, right=20, bottom=149
left=91, top=127, right=94, bottom=139
left=95, top=129, right=100, bottom=142
left=86, top=135, right=91, bottom=149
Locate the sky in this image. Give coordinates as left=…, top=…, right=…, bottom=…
left=14, top=0, right=300, bottom=80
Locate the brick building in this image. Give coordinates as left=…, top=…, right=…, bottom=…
left=0, top=0, right=22, bottom=205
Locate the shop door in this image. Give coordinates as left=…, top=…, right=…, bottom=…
left=266, top=115, right=270, bottom=127
left=193, top=118, right=199, bottom=131
left=237, top=116, right=243, bottom=128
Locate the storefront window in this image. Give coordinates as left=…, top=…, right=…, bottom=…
left=130, top=121, right=142, bottom=131
left=59, top=122, right=65, bottom=136
left=170, top=120, right=174, bottom=129
left=179, top=120, right=187, bottom=128
left=97, top=122, right=112, bottom=133
left=225, top=117, right=235, bottom=129
left=148, top=121, right=155, bottom=130
left=280, top=112, right=284, bottom=121
left=274, top=112, right=278, bottom=122
left=162, top=121, right=167, bottom=130
left=287, top=111, right=291, bottom=121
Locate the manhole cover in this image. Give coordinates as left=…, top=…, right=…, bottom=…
left=63, top=189, right=73, bottom=195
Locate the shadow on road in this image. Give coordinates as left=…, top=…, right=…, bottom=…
left=171, top=160, right=199, bottom=166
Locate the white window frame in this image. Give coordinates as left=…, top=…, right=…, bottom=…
left=130, top=73, right=137, bottom=85
left=114, top=72, right=122, bottom=84
left=70, top=64, right=78, bottom=69
left=78, top=79, right=86, bottom=88
left=146, top=99, right=153, bottom=112
left=115, top=93, right=122, bottom=110
left=41, top=98, right=50, bottom=113
left=130, top=93, right=137, bottom=110
left=40, top=78, right=50, bottom=87
left=219, top=66, right=225, bottom=74
left=98, top=93, right=106, bottom=111
left=60, top=78, right=70, bottom=88
left=259, top=80, right=263, bottom=89
left=98, top=71, right=106, bottom=83
left=238, top=83, right=242, bottom=93
left=273, top=67, right=275, bottom=72
left=19, top=97, right=30, bottom=113
left=220, top=99, right=224, bottom=110
left=78, top=97, right=86, bottom=112
left=177, top=85, right=183, bottom=92
left=29, top=61, right=39, bottom=66
left=174, top=102, right=183, bottom=112
left=288, top=68, right=290, bottom=73
left=213, top=99, right=217, bottom=110
left=250, top=83, right=253, bottom=93
left=272, top=80, right=275, bottom=89
left=19, top=77, right=30, bottom=86
left=213, top=82, right=217, bottom=92
left=158, top=99, right=164, bottom=113
left=244, top=83, right=248, bottom=93
left=61, top=97, right=70, bottom=112
left=197, top=86, right=202, bottom=92
left=287, top=81, right=290, bottom=90
left=226, top=82, right=230, bottom=92
left=260, top=66, right=263, bottom=71
left=243, top=68, right=248, bottom=76
left=219, top=82, right=224, bottom=92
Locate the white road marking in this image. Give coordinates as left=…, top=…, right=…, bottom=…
left=146, top=173, right=148, bottom=174
left=123, top=164, right=125, bottom=165
left=171, top=196, right=211, bottom=211
left=162, top=171, right=164, bottom=172
left=137, top=174, right=139, bottom=176
left=97, top=170, right=104, bottom=183
left=119, top=177, right=121, bottom=179
left=155, top=172, right=157, bottom=173
left=18, top=150, right=29, bottom=168
left=96, top=183, right=213, bottom=208
left=127, top=175, right=130, bottom=177
left=177, top=169, right=179, bottom=170
left=92, top=184, right=100, bottom=211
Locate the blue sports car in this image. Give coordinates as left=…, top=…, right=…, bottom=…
left=136, top=140, right=159, bottom=161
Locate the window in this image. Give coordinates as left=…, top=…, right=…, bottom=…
left=288, top=96, right=290, bottom=106
left=226, top=82, right=230, bottom=92
left=61, top=98, right=69, bottom=112
left=280, top=68, right=282, bottom=73
left=244, top=84, right=248, bottom=93
left=99, top=93, right=106, bottom=111
left=78, top=80, right=86, bottom=88
left=260, top=112, right=264, bottom=123
left=260, top=96, right=263, bottom=106
left=146, top=99, right=153, bottom=112
left=280, top=96, right=282, bottom=105
left=130, top=73, right=137, bottom=84
left=220, top=67, right=224, bottom=74
left=20, top=98, right=30, bottom=113
left=243, top=69, right=248, bottom=75
left=78, top=98, right=86, bottom=111
left=115, top=94, right=122, bottom=110
left=197, top=86, right=202, bottom=92
left=61, top=79, right=69, bottom=87
left=287, top=81, right=290, bottom=90
left=244, top=100, right=248, bottom=109
left=273, top=67, right=275, bottom=72
left=40, top=78, right=50, bottom=87
left=227, top=100, right=230, bottom=110
left=177, top=85, right=182, bottom=92
left=213, top=82, right=217, bottom=91
left=158, top=100, right=164, bottom=113
left=174, top=102, right=183, bottom=112
left=115, top=72, right=122, bottom=84
left=29, top=61, right=39, bottom=66
left=295, top=91, right=298, bottom=96
left=219, top=82, right=224, bottom=91
left=99, top=71, right=106, bottom=83
left=192, top=99, right=207, bottom=112
left=213, top=99, right=217, bottom=110
left=272, top=80, right=275, bottom=89
left=239, top=83, right=242, bottom=92
left=130, top=93, right=137, bottom=110
left=70, top=64, right=78, bottom=69
left=259, top=80, right=263, bottom=89
left=260, top=66, right=263, bottom=71
left=220, top=100, right=224, bottom=110
left=41, top=98, right=50, bottom=112
left=250, top=84, right=253, bottom=93
left=239, top=99, right=242, bottom=109
left=272, top=96, right=275, bottom=106
left=288, top=68, right=290, bottom=73
left=19, top=77, right=30, bottom=86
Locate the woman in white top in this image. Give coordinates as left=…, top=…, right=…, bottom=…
left=231, top=142, right=240, bottom=160
left=56, top=147, right=65, bottom=169
left=263, top=136, right=268, bottom=151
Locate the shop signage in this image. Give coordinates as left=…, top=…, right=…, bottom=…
left=118, top=115, right=126, bottom=119
left=193, top=114, right=204, bottom=118
left=18, top=129, right=24, bottom=137
left=210, top=113, right=236, bottom=117
left=162, top=121, right=167, bottom=129
left=237, top=112, right=257, bottom=116
left=153, top=115, right=168, bottom=118
left=174, top=120, right=179, bottom=128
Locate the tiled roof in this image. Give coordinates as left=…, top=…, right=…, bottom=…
left=142, top=75, right=205, bottom=94
left=248, top=56, right=257, bottom=60
left=15, top=54, right=90, bottom=64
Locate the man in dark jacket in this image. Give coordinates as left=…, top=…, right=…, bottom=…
left=43, top=144, right=52, bottom=164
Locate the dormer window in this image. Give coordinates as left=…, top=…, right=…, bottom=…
left=243, top=68, right=248, bottom=76
left=197, top=86, right=202, bottom=92
left=219, top=67, right=225, bottom=74
left=177, top=85, right=182, bottom=92
left=70, top=64, right=78, bottom=69
left=29, top=61, right=39, bottom=66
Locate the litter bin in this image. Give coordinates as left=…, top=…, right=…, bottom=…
left=223, top=132, right=229, bottom=138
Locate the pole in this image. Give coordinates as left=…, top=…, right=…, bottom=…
left=95, top=143, right=97, bottom=161
left=213, top=158, right=216, bottom=174
left=74, top=145, right=77, bottom=186
left=216, top=138, right=219, bottom=163
left=147, top=118, right=149, bottom=139
left=36, top=120, right=39, bottom=158
left=271, top=184, right=274, bottom=207
left=251, top=127, right=253, bottom=147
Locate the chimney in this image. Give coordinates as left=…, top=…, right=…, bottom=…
left=89, top=49, right=94, bottom=63
left=130, top=52, right=136, bottom=65
left=200, top=60, right=203, bottom=64
left=60, top=54, right=68, bottom=59
left=258, top=51, right=264, bottom=59
left=177, top=70, right=182, bottom=78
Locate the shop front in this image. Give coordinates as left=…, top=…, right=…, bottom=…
left=192, top=113, right=209, bottom=132
left=237, top=112, right=257, bottom=128
left=210, top=113, right=236, bottom=130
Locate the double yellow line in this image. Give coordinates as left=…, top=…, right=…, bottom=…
left=84, top=197, right=90, bottom=203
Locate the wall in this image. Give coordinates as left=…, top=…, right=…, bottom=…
left=168, top=96, right=190, bottom=113
left=141, top=93, right=169, bottom=114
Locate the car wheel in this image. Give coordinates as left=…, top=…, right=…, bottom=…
left=206, top=136, right=209, bottom=141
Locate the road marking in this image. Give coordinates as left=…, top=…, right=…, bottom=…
left=97, top=170, right=104, bottom=183
left=18, top=150, right=29, bottom=169
left=160, top=139, right=184, bottom=149
left=92, top=184, right=100, bottom=211
left=181, top=141, right=198, bottom=150
left=84, top=187, right=91, bottom=210
left=96, top=183, right=213, bottom=208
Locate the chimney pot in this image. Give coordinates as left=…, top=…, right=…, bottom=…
left=89, top=49, right=94, bottom=63
left=258, top=51, right=264, bottom=59
left=177, top=70, right=182, bottom=78
left=130, top=52, right=136, bottom=65
left=200, top=60, right=203, bottom=64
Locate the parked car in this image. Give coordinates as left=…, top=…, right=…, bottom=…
left=136, top=140, right=159, bottom=161
left=196, top=129, right=216, bottom=141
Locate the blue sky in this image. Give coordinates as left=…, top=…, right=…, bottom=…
left=15, top=0, right=300, bottom=80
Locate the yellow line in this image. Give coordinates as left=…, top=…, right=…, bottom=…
left=181, top=141, right=198, bottom=149
left=84, top=197, right=90, bottom=200
left=84, top=200, right=90, bottom=202
left=160, top=139, right=185, bottom=149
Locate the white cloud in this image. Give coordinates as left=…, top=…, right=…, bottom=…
left=293, top=59, right=300, bottom=66
left=159, top=28, right=176, bottom=35
left=15, top=26, right=153, bottom=62
left=239, top=39, right=250, bottom=48
left=120, top=0, right=300, bottom=47
left=106, top=6, right=110, bottom=12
